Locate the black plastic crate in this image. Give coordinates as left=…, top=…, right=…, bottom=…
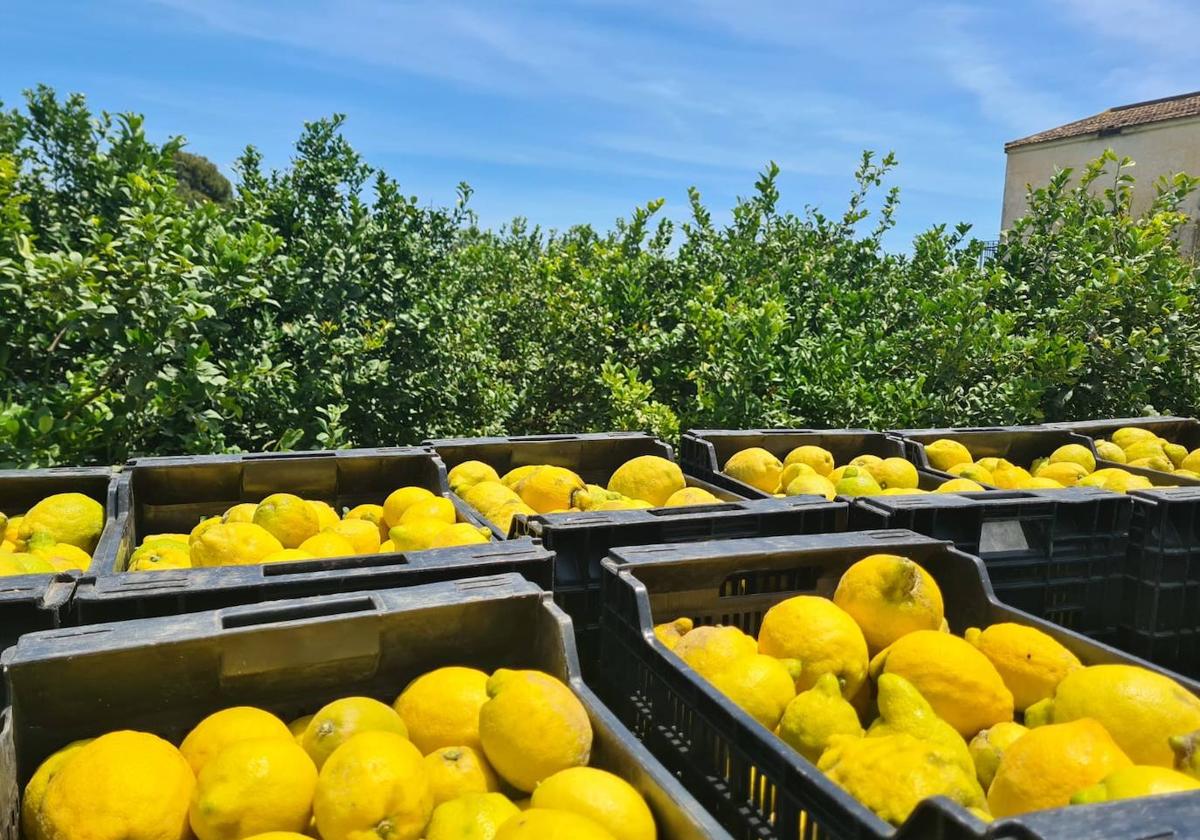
left=680, top=429, right=910, bottom=499
left=849, top=487, right=1130, bottom=638
left=1047, top=417, right=1200, bottom=488
left=893, top=426, right=1101, bottom=485
left=598, top=530, right=1200, bottom=840
left=0, top=574, right=729, bottom=840
left=513, top=496, right=848, bottom=673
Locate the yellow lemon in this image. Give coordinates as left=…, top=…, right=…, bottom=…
left=936, top=478, right=985, bottom=493
left=188, top=738, right=317, bottom=840
left=870, top=630, right=1013, bottom=738
left=400, top=496, right=457, bottom=525
left=388, top=520, right=453, bottom=552
left=988, top=719, right=1131, bottom=817
left=261, top=549, right=313, bottom=563
left=500, top=466, right=542, bottom=489
left=1164, top=443, right=1189, bottom=468
left=1094, top=440, right=1126, bottom=463
left=834, top=553, right=944, bottom=654
left=1181, top=449, right=1200, bottom=473
left=287, top=715, right=313, bottom=742
left=867, top=673, right=979, bottom=780
left=708, top=653, right=801, bottom=730
left=1024, top=477, right=1065, bottom=489
left=1103, top=472, right=1155, bottom=493
left=494, top=809, right=617, bottom=840
left=652, top=617, right=693, bottom=650
left=606, top=455, right=685, bottom=506
left=992, top=466, right=1033, bottom=489
left=759, top=595, right=869, bottom=697
left=345, top=503, right=389, bottom=540
left=429, top=523, right=491, bottom=548
left=969, top=721, right=1028, bottom=790
left=865, top=458, right=919, bottom=490
left=1049, top=444, right=1096, bottom=473
left=784, top=473, right=837, bottom=500
left=663, top=486, right=719, bottom=506
left=379, top=539, right=396, bottom=552
left=128, top=544, right=191, bottom=572
left=1072, top=765, right=1200, bottom=804
left=461, top=480, right=522, bottom=515
left=449, top=460, right=501, bottom=494
left=1112, top=427, right=1156, bottom=449
left=190, top=516, right=223, bottom=545
left=0, top=553, right=54, bottom=575
left=223, top=503, right=258, bottom=524
left=964, top=623, right=1081, bottom=712
left=252, top=494, right=320, bottom=549
left=516, top=466, right=586, bottom=513
left=425, top=746, right=499, bottom=806
left=426, top=793, right=520, bottom=840
left=926, top=439, right=973, bottom=471
left=834, top=465, right=882, bottom=497
left=531, top=767, right=655, bottom=840
left=785, top=445, right=835, bottom=476
left=302, top=696, right=409, bottom=770
left=723, top=447, right=783, bottom=494
left=849, top=454, right=882, bottom=468
left=383, top=486, right=437, bottom=526
left=306, top=500, right=341, bottom=531
left=324, top=518, right=380, bottom=554
left=394, top=666, right=490, bottom=754
left=22, top=738, right=93, bottom=840
left=181, top=707, right=293, bottom=776
left=1035, top=461, right=1089, bottom=486
left=244, top=835, right=313, bottom=840
left=313, top=731, right=431, bottom=840
left=478, top=669, right=592, bottom=792
left=1129, top=455, right=1176, bottom=473
left=18, top=492, right=104, bottom=553
left=946, top=463, right=994, bottom=484
left=1125, top=439, right=1167, bottom=462
left=39, top=731, right=194, bottom=840
left=776, top=461, right=816, bottom=491
left=672, top=625, right=758, bottom=680
left=190, top=522, right=283, bottom=568
left=296, top=532, right=356, bottom=558
left=777, top=672, right=863, bottom=763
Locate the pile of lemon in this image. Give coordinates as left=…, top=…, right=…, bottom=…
left=0, top=492, right=104, bottom=576
left=655, top=553, right=1200, bottom=826
left=926, top=435, right=1172, bottom=494
left=1089, top=426, right=1200, bottom=481
left=722, top=445, right=969, bottom=498
left=129, top=488, right=491, bottom=572
left=450, top=455, right=717, bottom=534
left=23, top=667, right=654, bottom=840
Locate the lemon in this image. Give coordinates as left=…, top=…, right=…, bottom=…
left=223, top=503, right=258, bottom=524
left=425, top=746, right=499, bottom=806
left=1072, top=765, right=1200, bottom=805
left=964, top=623, right=1081, bottom=711
left=189, top=738, right=317, bottom=840
left=191, top=516, right=223, bottom=545
left=191, top=522, right=284, bottom=568
left=261, top=549, right=313, bottom=563
left=1125, top=439, right=1167, bottom=462
left=864, top=458, right=919, bottom=490
left=430, top=523, right=491, bottom=548
left=495, top=809, right=616, bottom=839
left=1113, top=427, right=1156, bottom=449
left=723, top=448, right=783, bottom=493
left=500, top=466, right=542, bottom=489
left=777, top=672, right=863, bottom=762
left=388, top=519, right=453, bottom=551
left=818, top=732, right=986, bottom=826
left=1024, top=664, right=1200, bottom=766
left=18, top=493, right=104, bottom=553
left=128, top=542, right=191, bottom=571
left=0, top=539, right=13, bottom=553
left=1130, top=455, right=1176, bottom=473
left=663, top=486, right=719, bottom=506
left=394, top=666, right=490, bottom=754
left=1103, top=472, right=1154, bottom=493
left=969, top=722, right=1028, bottom=789
left=849, top=454, right=882, bottom=468
left=652, top=617, right=693, bottom=650
left=1035, top=462, right=1089, bottom=486
left=759, top=595, right=869, bottom=697
left=606, top=455, right=685, bottom=506
left=1163, top=442, right=1189, bottom=467
left=323, top=518, right=380, bottom=554
left=870, top=630, right=1013, bottom=737
left=828, top=465, right=848, bottom=484
left=0, top=553, right=55, bottom=575
left=22, top=738, right=93, bottom=840
left=379, top=539, right=396, bottom=552
left=776, top=461, right=816, bottom=490
left=516, top=466, right=586, bottom=513
left=449, top=460, right=501, bottom=494
left=988, top=719, right=1131, bottom=817
left=1181, top=449, right=1200, bottom=473
left=297, top=531, right=356, bottom=558
left=462, top=480, right=522, bottom=513
left=345, top=503, right=389, bottom=540
left=936, top=478, right=985, bottom=493
left=1048, top=444, right=1096, bottom=473
left=782, top=445, right=833, bottom=476
left=975, top=457, right=1007, bottom=472
left=398, top=496, right=457, bottom=526
left=992, top=465, right=1033, bottom=489
left=709, top=653, right=800, bottom=730
left=1094, top=440, right=1126, bottom=463
left=313, top=731, right=432, bottom=840
left=1176, top=469, right=1200, bottom=480
left=243, top=834, right=313, bottom=840
left=531, top=767, right=654, bottom=840
left=672, top=624, right=758, bottom=680
left=834, top=465, right=882, bottom=497
left=306, top=500, right=341, bottom=531
left=946, top=463, right=993, bottom=484
left=779, top=472, right=835, bottom=499
left=383, top=486, right=437, bottom=526
left=39, top=731, right=195, bottom=840
left=302, top=696, right=409, bottom=769
left=478, top=669, right=592, bottom=792
left=868, top=673, right=978, bottom=781
left=426, top=792, right=520, bottom=840
left=1024, top=477, right=1065, bottom=489
left=287, top=715, right=313, bottom=742
left=181, top=707, right=293, bottom=776
left=926, top=439, right=973, bottom=471
left=251, top=494, right=319, bottom=549
left=834, top=553, right=944, bottom=654
left=4, top=513, right=19, bottom=543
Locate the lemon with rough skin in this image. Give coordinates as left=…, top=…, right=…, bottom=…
left=250, top=494, right=320, bottom=548
left=969, top=722, right=1028, bottom=789
left=305, top=500, right=340, bottom=531
left=462, top=481, right=522, bottom=513
left=430, top=523, right=492, bottom=548
left=191, top=522, right=284, bottom=568
left=1162, top=443, right=1189, bottom=467
left=0, top=553, right=55, bottom=575
left=946, top=463, right=994, bottom=484
left=672, top=625, right=758, bottom=680
left=870, top=630, right=1013, bottom=737
left=664, top=486, right=719, bottom=506
left=400, top=496, right=457, bottom=525
left=128, top=543, right=191, bottom=572
left=302, top=696, right=409, bottom=770
left=297, top=531, right=356, bottom=558
left=1094, top=440, right=1126, bottom=463
left=785, top=473, right=837, bottom=500
left=345, top=503, right=389, bottom=540
left=1181, top=450, right=1200, bottom=473
left=975, top=457, right=1008, bottom=473
left=1128, top=455, right=1176, bottom=472
left=1024, top=664, right=1200, bottom=766
left=777, top=672, right=863, bottom=763
left=22, top=738, right=93, bottom=840
left=819, top=732, right=987, bottom=826
left=244, top=834, right=313, bottom=840
left=500, top=466, right=542, bottom=489
left=1170, top=730, right=1200, bottom=778
left=425, top=746, right=499, bottom=806
left=834, top=465, right=882, bottom=497
left=834, top=553, right=944, bottom=654
left=223, top=503, right=258, bottom=524
left=1049, top=444, right=1096, bottom=474
left=868, top=674, right=978, bottom=781
left=1072, top=765, right=1200, bottom=804
left=926, top=439, right=973, bottom=471
left=652, top=617, right=693, bottom=650
left=516, top=466, right=586, bottom=513
left=1102, top=472, right=1154, bottom=493
left=287, top=715, right=313, bottom=742
left=189, top=738, right=317, bottom=840
left=866, top=458, right=919, bottom=490
left=496, top=809, right=617, bottom=840
left=759, top=595, right=869, bottom=697
left=1125, top=439, right=1167, bottom=462
left=383, top=486, right=437, bottom=526
left=784, top=445, right=835, bottom=476
left=988, top=719, right=1131, bottom=817
left=1176, top=469, right=1200, bottom=480
left=191, top=516, right=223, bottom=545
left=1036, top=462, right=1089, bottom=486
left=965, top=623, right=1081, bottom=711
left=38, top=730, right=195, bottom=840
left=426, top=793, right=520, bottom=840
left=323, top=518, right=380, bottom=554
left=607, top=456, right=685, bottom=506
left=485, top=500, right=538, bottom=535
left=389, top=519, right=453, bottom=551
left=181, top=707, right=293, bottom=776
left=18, top=493, right=104, bottom=553
left=313, top=731, right=432, bottom=840
left=848, top=454, right=881, bottom=468
left=1113, top=427, right=1156, bottom=449
left=1025, top=477, right=1065, bottom=489
left=709, top=654, right=800, bottom=730
left=723, top=448, right=783, bottom=494
left=992, top=465, right=1033, bottom=489
left=776, top=461, right=816, bottom=490
left=394, top=666, right=490, bottom=754
left=379, top=539, right=396, bottom=552
left=531, top=767, right=655, bottom=840
left=936, top=478, right=985, bottom=493
left=479, top=669, right=592, bottom=792
left=450, top=461, right=502, bottom=494
left=261, top=549, right=313, bottom=563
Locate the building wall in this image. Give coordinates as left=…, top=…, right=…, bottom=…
left=1001, top=115, right=1200, bottom=253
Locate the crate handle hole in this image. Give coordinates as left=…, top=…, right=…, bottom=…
left=222, top=596, right=377, bottom=629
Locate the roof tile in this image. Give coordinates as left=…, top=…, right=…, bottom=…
left=1006, top=90, right=1200, bottom=150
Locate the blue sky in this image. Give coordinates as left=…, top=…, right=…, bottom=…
left=3, top=1, right=1195, bottom=246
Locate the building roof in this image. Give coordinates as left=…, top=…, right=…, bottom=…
left=1005, top=90, right=1200, bottom=151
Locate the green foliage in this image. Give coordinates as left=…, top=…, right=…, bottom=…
left=1, top=88, right=1198, bottom=467
left=173, top=150, right=232, bottom=205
